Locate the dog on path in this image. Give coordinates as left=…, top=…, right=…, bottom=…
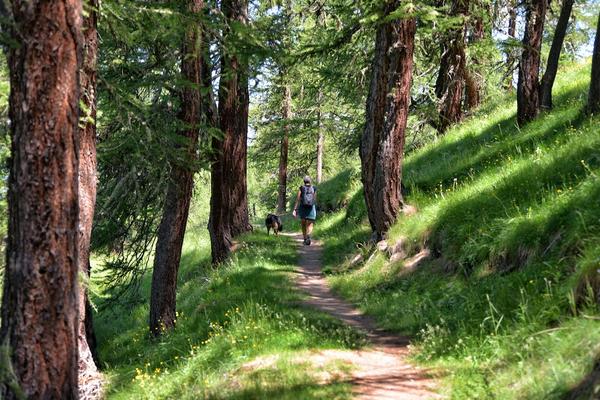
left=265, top=214, right=283, bottom=236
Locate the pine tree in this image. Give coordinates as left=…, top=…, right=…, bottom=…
left=150, top=0, right=205, bottom=334
left=517, top=0, right=547, bottom=124
left=0, top=1, right=83, bottom=398
left=360, top=1, right=416, bottom=241
left=540, top=0, right=574, bottom=109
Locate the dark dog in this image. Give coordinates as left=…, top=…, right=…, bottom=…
left=265, top=214, right=283, bottom=235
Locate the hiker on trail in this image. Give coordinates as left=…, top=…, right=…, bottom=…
left=293, top=176, right=317, bottom=245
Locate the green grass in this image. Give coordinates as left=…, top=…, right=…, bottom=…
left=316, top=61, right=600, bottom=399
left=93, top=208, right=364, bottom=399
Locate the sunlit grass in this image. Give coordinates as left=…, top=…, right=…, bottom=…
left=315, top=61, right=600, bottom=399
left=93, top=226, right=364, bottom=399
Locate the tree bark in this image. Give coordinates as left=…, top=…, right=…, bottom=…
left=465, top=16, right=485, bottom=110
left=149, top=0, right=204, bottom=335
left=316, top=90, right=324, bottom=184
left=540, top=0, right=574, bottom=109
left=587, top=12, right=600, bottom=114
left=276, top=83, right=291, bottom=213
left=435, top=0, right=468, bottom=133
left=360, top=1, right=416, bottom=241
left=0, top=1, right=83, bottom=399
left=218, top=0, right=252, bottom=238
left=517, top=0, right=547, bottom=125
left=78, top=0, right=101, bottom=391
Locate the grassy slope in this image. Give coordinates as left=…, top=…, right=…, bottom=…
left=316, top=61, right=600, bottom=399
left=93, top=202, right=364, bottom=399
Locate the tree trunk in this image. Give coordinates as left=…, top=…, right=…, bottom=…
left=277, top=83, right=291, bottom=213
left=465, top=16, right=485, bottom=110
left=209, top=141, right=232, bottom=263
left=587, top=12, right=600, bottom=114
left=78, top=0, right=101, bottom=391
left=517, top=0, right=547, bottom=125
left=218, top=0, right=252, bottom=238
left=505, top=0, right=518, bottom=90
left=540, top=0, right=574, bottom=109
left=316, top=90, right=324, bottom=184
left=435, top=0, right=468, bottom=133
left=149, top=0, right=204, bottom=335
left=360, top=1, right=416, bottom=241
left=0, top=1, right=82, bottom=399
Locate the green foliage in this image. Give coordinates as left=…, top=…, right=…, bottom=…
left=93, top=213, right=363, bottom=399
left=318, top=61, right=600, bottom=398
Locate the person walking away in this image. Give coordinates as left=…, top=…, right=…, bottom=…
left=293, top=176, right=317, bottom=245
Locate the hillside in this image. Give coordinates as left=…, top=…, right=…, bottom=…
left=90, top=60, right=600, bottom=399
left=317, top=61, right=600, bottom=398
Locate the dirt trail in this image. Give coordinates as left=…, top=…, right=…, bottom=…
left=292, top=233, right=441, bottom=400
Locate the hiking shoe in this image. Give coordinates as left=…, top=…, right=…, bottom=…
left=306, top=236, right=311, bottom=246
left=303, top=238, right=308, bottom=245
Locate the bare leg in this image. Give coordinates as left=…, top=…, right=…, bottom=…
left=306, top=221, right=314, bottom=238
left=301, top=219, right=307, bottom=239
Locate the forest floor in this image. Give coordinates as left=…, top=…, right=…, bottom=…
left=289, top=232, right=440, bottom=399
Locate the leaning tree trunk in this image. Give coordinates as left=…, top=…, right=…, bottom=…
left=540, top=0, right=574, bottom=109
left=435, top=0, right=468, bottom=133
left=78, top=0, right=101, bottom=392
left=150, top=0, right=204, bottom=335
left=0, top=1, right=82, bottom=399
left=517, top=0, right=547, bottom=125
left=277, top=82, right=291, bottom=213
left=360, top=1, right=416, bottom=241
left=316, top=89, right=324, bottom=184
left=587, top=12, right=600, bottom=114
left=218, top=0, right=252, bottom=238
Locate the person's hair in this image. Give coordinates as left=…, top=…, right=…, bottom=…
left=303, top=175, right=311, bottom=184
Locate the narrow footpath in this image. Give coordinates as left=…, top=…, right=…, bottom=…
left=292, top=233, right=441, bottom=400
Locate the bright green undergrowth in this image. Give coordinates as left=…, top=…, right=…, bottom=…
left=93, top=205, right=363, bottom=399
left=317, top=61, right=600, bottom=399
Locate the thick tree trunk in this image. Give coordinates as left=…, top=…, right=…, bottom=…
left=316, top=90, right=324, bottom=184
left=435, top=0, right=468, bottom=132
left=517, top=0, right=547, bottom=125
left=587, top=13, right=600, bottom=114
left=150, top=0, right=203, bottom=335
left=540, top=0, right=574, bottom=109
left=360, top=1, right=416, bottom=241
left=78, top=0, right=101, bottom=393
left=505, top=0, right=518, bottom=90
left=0, top=1, right=82, bottom=399
left=218, top=0, right=252, bottom=238
left=277, top=83, right=291, bottom=213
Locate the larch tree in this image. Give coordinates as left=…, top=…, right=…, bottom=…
left=539, top=0, right=574, bottom=109
left=277, top=82, right=292, bottom=213
left=435, top=0, right=469, bottom=133
left=360, top=1, right=416, bottom=241
left=464, top=13, right=485, bottom=110
left=78, top=0, right=101, bottom=387
left=0, top=1, right=83, bottom=399
left=220, top=0, right=252, bottom=238
left=587, top=12, right=600, bottom=114
left=276, top=1, right=293, bottom=214
left=149, top=0, right=205, bottom=335
left=210, top=0, right=251, bottom=263
left=315, top=90, right=324, bottom=184
left=517, top=0, right=547, bottom=125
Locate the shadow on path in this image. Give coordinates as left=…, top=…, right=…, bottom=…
left=288, top=232, right=442, bottom=399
